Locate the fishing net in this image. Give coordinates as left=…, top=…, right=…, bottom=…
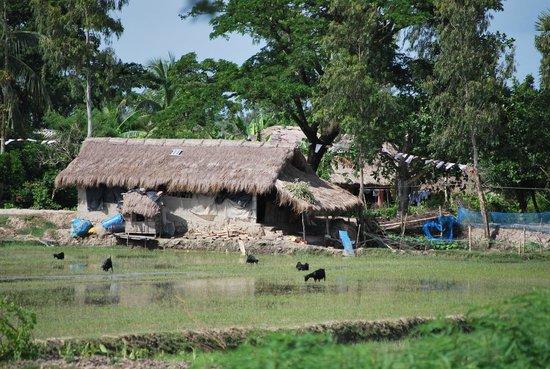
left=457, top=207, right=550, bottom=234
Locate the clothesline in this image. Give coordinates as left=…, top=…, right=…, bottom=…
left=5, top=138, right=57, bottom=146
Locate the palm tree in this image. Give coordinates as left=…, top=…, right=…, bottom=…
left=146, top=53, right=176, bottom=109
left=535, top=10, right=550, bottom=89
left=0, top=1, right=47, bottom=154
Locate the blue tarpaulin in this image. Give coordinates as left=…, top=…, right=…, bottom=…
left=423, top=215, right=458, bottom=241
left=70, top=218, right=92, bottom=237
left=101, top=213, right=124, bottom=232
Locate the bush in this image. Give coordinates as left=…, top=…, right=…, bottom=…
left=0, top=299, right=37, bottom=360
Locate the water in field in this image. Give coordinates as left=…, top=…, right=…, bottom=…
left=1, top=242, right=549, bottom=339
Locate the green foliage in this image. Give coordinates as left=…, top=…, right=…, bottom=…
left=481, top=76, right=550, bottom=211
left=535, top=10, right=550, bottom=89
left=0, top=298, right=37, bottom=360
left=285, top=181, right=315, bottom=204
left=150, top=53, right=243, bottom=139
left=0, top=142, right=76, bottom=209
left=190, top=291, right=550, bottom=369
left=17, top=216, right=56, bottom=237
left=428, top=0, right=513, bottom=160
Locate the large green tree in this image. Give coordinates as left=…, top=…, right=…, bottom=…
left=428, top=0, right=514, bottom=240
left=0, top=0, right=46, bottom=154
left=316, top=0, right=437, bottom=217
left=186, top=0, right=336, bottom=169
left=535, top=10, right=550, bottom=89
left=150, top=53, right=243, bottom=139
left=483, top=75, right=550, bottom=212
left=32, top=0, right=128, bottom=138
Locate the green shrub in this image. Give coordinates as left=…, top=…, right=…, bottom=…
left=0, top=299, right=37, bottom=360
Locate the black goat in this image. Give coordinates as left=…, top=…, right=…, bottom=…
left=102, top=257, right=113, bottom=272
left=53, top=252, right=64, bottom=260
left=296, top=262, right=309, bottom=271
left=246, top=254, right=259, bottom=264
left=305, top=268, right=325, bottom=282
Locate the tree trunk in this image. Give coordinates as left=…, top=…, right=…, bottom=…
left=531, top=191, right=540, bottom=213
left=470, top=131, right=491, bottom=240
left=85, top=72, right=93, bottom=137
left=396, top=164, right=410, bottom=221
left=358, top=154, right=366, bottom=206
left=516, top=190, right=527, bottom=213
left=306, top=142, right=327, bottom=171
left=85, top=27, right=93, bottom=138
left=1, top=0, right=8, bottom=154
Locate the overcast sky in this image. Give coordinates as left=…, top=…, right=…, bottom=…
left=110, top=0, right=549, bottom=83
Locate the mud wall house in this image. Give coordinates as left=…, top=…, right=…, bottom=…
left=55, top=138, right=361, bottom=236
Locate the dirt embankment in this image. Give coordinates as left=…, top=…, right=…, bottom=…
left=37, top=315, right=467, bottom=360
left=2, top=357, right=188, bottom=369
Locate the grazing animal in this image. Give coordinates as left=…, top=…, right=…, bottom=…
left=102, top=257, right=113, bottom=272
left=53, top=252, right=65, bottom=260
left=305, top=268, right=325, bottom=282
left=296, top=262, right=309, bottom=271
left=246, top=254, right=259, bottom=264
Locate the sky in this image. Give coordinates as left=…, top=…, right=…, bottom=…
left=110, top=0, right=549, bottom=83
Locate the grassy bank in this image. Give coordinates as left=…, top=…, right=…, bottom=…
left=180, top=291, right=550, bottom=369
left=1, top=241, right=549, bottom=339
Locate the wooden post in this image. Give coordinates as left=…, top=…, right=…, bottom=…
left=301, top=212, right=306, bottom=243
left=325, top=216, right=330, bottom=236
left=468, top=225, right=472, bottom=252
left=522, top=227, right=526, bottom=254
left=377, top=189, right=385, bottom=208
left=355, top=223, right=361, bottom=249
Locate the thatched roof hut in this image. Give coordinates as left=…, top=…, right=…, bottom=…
left=56, top=138, right=360, bottom=214
left=121, top=192, right=161, bottom=218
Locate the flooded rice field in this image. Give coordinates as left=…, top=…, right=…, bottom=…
left=1, top=242, right=549, bottom=339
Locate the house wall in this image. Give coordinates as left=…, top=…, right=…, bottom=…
left=76, top=187, right=259, bottom=233
left=77, top=188, right=119, bottom=222
left=162, top=194, right=257, bottom=233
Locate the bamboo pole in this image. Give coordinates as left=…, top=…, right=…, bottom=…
left=522, top=227, right=526, bottom=254
left=355, top=223, right=361, bottom=249
left=301, top=212, right=306, bottom=243
left=468, top=225, right=472, bottom=252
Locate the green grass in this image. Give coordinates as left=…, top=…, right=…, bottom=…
left=175, top=291, right=550, bottom=369
left=0, top=215, right=9, bottom=227
left=15, top=217, right=56, bottom=238
left=0, top=241, right=549, bottom=339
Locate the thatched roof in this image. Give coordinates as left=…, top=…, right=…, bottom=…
left=56, top=138, right=360, bottom=214
left=121, top=192, right=161, bottom=218
left=330, top=157, right=392, bottom=188
left=276, top=164, right=361, bottom=213
left=260, top=125, right=306, bottom=146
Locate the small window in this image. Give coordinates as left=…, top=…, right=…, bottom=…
left=170, top=148, right=183, bottom=156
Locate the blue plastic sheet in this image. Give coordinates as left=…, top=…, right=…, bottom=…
left=423, top=215, right=458, bottom=241
left=101, top=213, right=124, bottom=231
left=339, top=230, right=355, bottom=256
left=70, top=218, right=93, bottom=238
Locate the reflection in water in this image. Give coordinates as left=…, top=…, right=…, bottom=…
left=69, top=263, right=87, bottom=272
left=3, top=277, right=477, bottom=309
